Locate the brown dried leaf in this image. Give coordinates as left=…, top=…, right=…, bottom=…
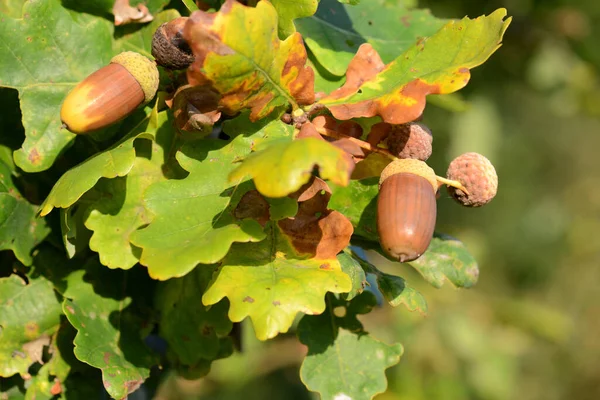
left=169, top=84, right=221, bottom=134
left=279, top=177, right=353, bottom=260
left=234, top=190, right=270, bottom=226
left=113, top=0, right=154, bottom=26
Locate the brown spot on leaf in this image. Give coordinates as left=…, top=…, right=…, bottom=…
left=103, top=352, right=111, bottom=365
left=272, top=301, right=281, bottom=306
left=26, top=37, right=32, bottom=42
left=243, top=296, right=255, bottom=303
left=319, top=263, right=331, bottom=270
left=124, top=379, right=144, bottom=393
left=235, top=190, right=270, bottom=226
left=25, top=322, right=39, bottom=337
left=50, top=380, right=62, bottom=395
left=28, top=148, right=41, bottom=165
left=66, top=305, right=75, bottom=314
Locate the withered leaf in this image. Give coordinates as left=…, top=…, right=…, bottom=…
left=184, top=0, right=315, bottom=121
left=169, top=84, right=221, bottom=135
left=279, top=177, right=353, bottom=260
left=113, top=0, right=154, bottom=26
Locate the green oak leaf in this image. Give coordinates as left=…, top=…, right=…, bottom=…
left=319, top=9, right=511, bottom=124
left=185, top=0, right=315, bottom=121
left=229, top=137, right=354, bottom=198
left=84, top=158, right=164, bottom=270
left=329, top=177, right=379, bottom=239
left=337, top=252, right=367, bottom=300
left=0, top=273, right=62, bottom=377
left=130, top=134, right=283, bottom=280
left=351, top=251, right=427, bottom=313
left=356, top=236, right=479, bottom=289
left=61, top=262, right=156, bottom=400
left=265, top=196, right=298, bottom=221
left=83, top=107, right=175, bottom=270
left=0, top=160, right=49, bottom=265
left=307, top=56, right=345, bottom=94
left=38, top=106, right=159, bottom=217
left=156, top=266, right=233, bottom=374
left=0, top=0, right=114, bottom=172
left=203, top=223, right=352, bottom=340
left=115, top=9, right=181, bottom=58
left=330, top=179, right=479, bottom=288
left=409, top=234, right=479, bottom=288
left=270, top=0, right=318, bottom=39
left=297, top=0, right=446, bottom=76
left=298, top=292, right=403, bottom=399
left=0, top=0, right=25, bottom=18
left=60, top=205, right=92, bottom=259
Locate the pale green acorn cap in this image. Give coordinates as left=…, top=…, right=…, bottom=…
left=111, top=51, right=159, bottom=103
left=379, top=158, right=438, bottom=192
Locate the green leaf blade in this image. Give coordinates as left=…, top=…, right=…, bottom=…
left=298, top=0, right=447, bottom=76
left=0, top=274, right=62, bottom=377
left=203, top=223, right=352, bottom=340
left=62, top=265, right=156, bottom=399
left=0, top=0, right=114, bottom=172
left=229, top=137, right=354, bottom=198
left=298, top=293, right=403, bottom=399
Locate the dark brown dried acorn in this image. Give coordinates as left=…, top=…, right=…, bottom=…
left=377, top=159, right=439, bottom=262
left=151, top=17, right=195, bottom=70
left=60, top=51, right=159, bottom=134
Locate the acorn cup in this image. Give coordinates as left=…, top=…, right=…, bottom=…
left=151, top=17, right=195, bottom=70
left=377, top=159, right=439, bottom=262
left=60, top=51, right=159, bottom=134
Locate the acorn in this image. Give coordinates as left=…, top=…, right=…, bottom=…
left=377, top=159, right=438, bottom=262
left=151, top=17, right=195, bottom=70
left=60, top=51, right=159, bottom=134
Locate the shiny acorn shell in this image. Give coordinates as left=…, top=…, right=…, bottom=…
left=377, top=172, right=437, bottom=262
left=60, top=52, right=158, bottom=134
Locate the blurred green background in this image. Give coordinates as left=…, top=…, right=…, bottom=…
left=153, top=1, right=600, bottom=399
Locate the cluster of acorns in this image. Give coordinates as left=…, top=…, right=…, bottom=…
left=58, top=17, right=498, bottom=264
left=367, top=123, right=498, bottom=262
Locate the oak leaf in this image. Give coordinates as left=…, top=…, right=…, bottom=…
left=319, top=9, right=511, bottom=124
left=184, top=0, right=315, bottom=121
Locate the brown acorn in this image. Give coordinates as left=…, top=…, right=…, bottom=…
left=377, top=159, right=438, bottom=262
left=60, top=52, right=159, bottom=134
